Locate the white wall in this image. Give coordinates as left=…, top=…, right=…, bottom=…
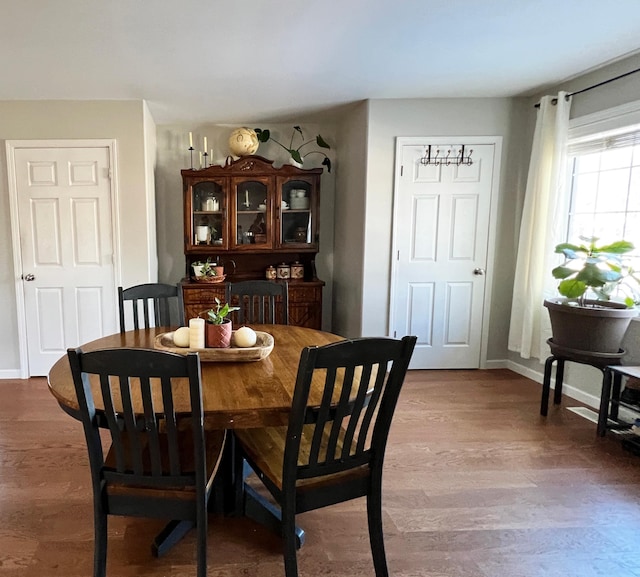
left=332, top=97, right=529, bottom=363
left=332, top=102, right=369, bottom=337
left=0, top=100, right=156, bottom=376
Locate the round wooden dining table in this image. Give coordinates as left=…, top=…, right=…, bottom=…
left=47, top=324, right=344, bottom=430
left=48, top=323, right=344, bottom=552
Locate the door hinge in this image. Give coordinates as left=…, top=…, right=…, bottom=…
left=400, top=165, right=403, bottom=177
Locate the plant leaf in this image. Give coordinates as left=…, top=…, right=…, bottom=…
left=316, top=134, right=330, bottom=149
left=254, top=128, right=270, bottom=143
left=594, top=240, right=635, bottom=254
left=322, top=157, right=332, bottom=173
left=575, top=263, right=621, bottom=286
left=555, top=242, right=584, bottom=255
left=551, top=265, right=577, bottom=280
left=290, top=149, right=303, bottom=164
left=558, top=279, right=587, bottom=298
left=293, top=126, right=303, bottom=137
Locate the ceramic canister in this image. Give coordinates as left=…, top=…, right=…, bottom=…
left=290, top=261, right=304, bottom=279
left=265, top=265, right=277, bottom=280
left=276, top=263, right=290, bottom=279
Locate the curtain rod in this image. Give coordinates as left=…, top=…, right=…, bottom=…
left=533, top=65, right=640, bottom=108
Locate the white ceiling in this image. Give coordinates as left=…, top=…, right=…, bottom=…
left=2, top=0, right=640, bottom=125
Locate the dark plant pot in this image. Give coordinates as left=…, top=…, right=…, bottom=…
left=205, top=320, right=232, bottom=348
left=544, top=298, right=637, bottom=354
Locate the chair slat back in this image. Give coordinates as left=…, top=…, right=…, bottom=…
left=118, top=283, right=184, bottom=332
left=285, top=336, right=416, bottom=483
left=226, top=280, right=289, bottom=325
left=67, top=348, right=205, bottom=490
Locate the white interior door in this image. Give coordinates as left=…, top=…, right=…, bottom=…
left=13, top=145, right=117, bottom=376
left=390, top=139, right=499, bottom=369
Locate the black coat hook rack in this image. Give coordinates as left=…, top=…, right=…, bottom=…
left=420, top=144, right=473, bottom=167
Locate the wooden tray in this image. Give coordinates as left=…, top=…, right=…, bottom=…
left=154, top=330, right=274, bottom=362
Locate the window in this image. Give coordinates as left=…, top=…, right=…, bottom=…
left=564, top=124, right=640, bottom=301
left=566, top=126, right=640, bottom=247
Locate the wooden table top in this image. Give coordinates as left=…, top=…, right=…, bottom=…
left=47, top=324, right=343, bottom=429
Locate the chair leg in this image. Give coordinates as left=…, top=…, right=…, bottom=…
left=93, top=502, right=108, bottom=577
left=282, top=504, right=299, bottom=577
left=196, top=500, right=208, bottom=577
left=233, top=439, right=247, bottom=516
left=367, top=487, right=389, bottom=577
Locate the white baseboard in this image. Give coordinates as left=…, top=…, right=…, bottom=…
left=0, top=369, right=25, bottom=380
left=506, top=360, right=545, bottom=383
left=484, top=359, right=508, bottom=369
left=506, top=360, right=601, bottom=410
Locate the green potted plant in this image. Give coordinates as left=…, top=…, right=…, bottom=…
left=254, top=126, right=331, bottom=172
left=192, top=257, right=224, bottom=279
left=202, top=298, right=239, bottom=348
left=545, top=236, right=639, bottom=354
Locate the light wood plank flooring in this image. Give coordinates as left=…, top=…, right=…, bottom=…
left=2, top=369, right=640, bottom=577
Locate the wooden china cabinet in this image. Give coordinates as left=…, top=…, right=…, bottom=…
left=181, top=155, right=324, bottom=329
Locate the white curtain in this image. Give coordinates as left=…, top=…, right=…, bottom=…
left=508, top=92, right=572, bottom=361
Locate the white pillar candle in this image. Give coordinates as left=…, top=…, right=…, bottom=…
left=210, top=148, right=214, bottom=161
left=245, top=190, right=249, bottom=206
left=189, top=318, right=205, bottom=349
left=199, top=151, right=202, bottom=168
left=203, top=136, right=207, bottom=151
left=189, top=132, right=193, bottom=148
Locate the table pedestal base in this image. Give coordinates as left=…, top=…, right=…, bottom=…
left=242, top=483, right=305, bottom=549
left=152, top=520, right=194, bottom=558
left=150, top=435, right=305, bottom=556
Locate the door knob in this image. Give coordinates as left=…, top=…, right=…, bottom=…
left=473, top=268, right=485, bottom=276
left=23, top=274, right=35, bottom=281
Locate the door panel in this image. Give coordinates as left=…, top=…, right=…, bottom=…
left=392, top=141, right=496, bottom=369
left=15, top=146, right=116, bottom=376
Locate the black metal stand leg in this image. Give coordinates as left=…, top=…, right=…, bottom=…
left=541, top=356, right=556, bottom=416
left=553, top=359, right=565, bottom=405
left=598, top=368, right=614, bottom=437
left=610, top=372, right=623, bottom=421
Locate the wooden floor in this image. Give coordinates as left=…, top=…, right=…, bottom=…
left=2, top=369, right=640, bottom=577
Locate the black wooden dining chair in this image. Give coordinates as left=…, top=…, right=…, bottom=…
left=67, top=347, right=226, bottom=577
left=225, top=280, right=289, bottom=324
left=233, top=335, right=417, bottom=577
left=118, top=282, right=184, bottom=332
